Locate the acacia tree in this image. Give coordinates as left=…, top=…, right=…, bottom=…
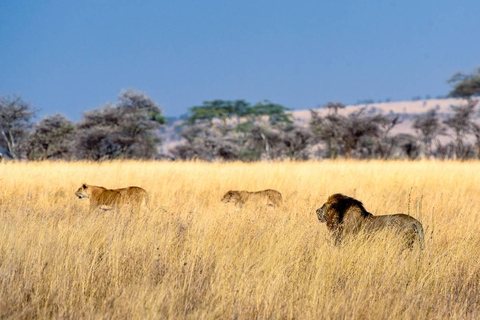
left=443, top=102, right=476, bottom=159
left=174, top=99, right=291, bottom=161
left=396, top=133, right=421, bottom=160
left=0, top=95, right=36, bottom=159
left=470, top=122, right=480, bottom=159
left=118, top=89, right=166, bottom=125
left=444, top=68, right=480, bottom=159
left=448, top=67, right=480, bottom=99
left=235, top=100, right=292, bottom=160
left=171, top=121, right=240, bottom=161
left=28, top=114, right=75, bottom=160
left=188, top=100, right=250, bottom=135
left=374, top=116, right=401, bottom=159
left=310, top=108, right=390, bottom=159
left=325, top=101, right=346, bottom=115
left=75, top=105, right=124, bottom=160
left=235, top=120, right=284, bottom=161
left=75, top=89, right=165, bottom=160
left=280, top=124, right=312, bottom=160
left=172, top=100, right=249, bottom=160
left=412, top=109, right=446, bottom=158
left=309, top=110, right=342, bottom=158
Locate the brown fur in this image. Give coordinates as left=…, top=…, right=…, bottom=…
left=221, top=189, right=283, bottom=208
left=75, top=184, right=149, bottom=213
left=316, top=193, right=425, bottom=249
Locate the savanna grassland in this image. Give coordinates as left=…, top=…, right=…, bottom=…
left=0, top=161, right=479, bottom=319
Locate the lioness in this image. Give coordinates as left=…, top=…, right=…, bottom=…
left=221, top=189, right=283, bottom=208
left=316, top=193, right=425, bottom=249
left=75, top=183, right=149, bottom=213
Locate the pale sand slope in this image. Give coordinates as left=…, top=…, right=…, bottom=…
left=292, top=98, right=480, bottom=141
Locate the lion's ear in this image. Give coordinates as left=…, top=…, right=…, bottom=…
left=82, top=183, right=87, bottom=189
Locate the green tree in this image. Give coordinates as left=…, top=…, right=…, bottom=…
left=448, top=67, right=480, bottom=99
left=177, top=100, right=292, bottom=161
left=236, top=100, right=291, bottom=160
left=325, top=101, right=346, bottom=115
left=187, top=100, right=250, bottom=135
left=247, top=100, right=292, bottom=125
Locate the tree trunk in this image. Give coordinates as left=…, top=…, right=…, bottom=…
left=260, top=132, right=270, bottom=160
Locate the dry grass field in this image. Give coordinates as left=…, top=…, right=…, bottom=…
left=0, top=160, right=479, bottom=319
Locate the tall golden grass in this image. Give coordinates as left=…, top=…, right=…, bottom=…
left=0, top=160, right=479, bottom=319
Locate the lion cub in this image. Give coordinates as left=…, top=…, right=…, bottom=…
left=221, top=189, right=283, bottom=209
left=75, top=183, right=149, bottom=213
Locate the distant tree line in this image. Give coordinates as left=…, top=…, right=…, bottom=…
left=169, top=98, right=479, bottom=161
left=0, top=89, right=165, bottom=161
left=1, top=68, right=479, bottom=161
left=170, top=67, right=480, bottom=161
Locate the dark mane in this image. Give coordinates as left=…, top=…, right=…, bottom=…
left=327, top=193, right=371, bottom=223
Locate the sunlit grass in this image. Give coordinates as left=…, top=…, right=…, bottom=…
left=0, top=160, right=479, bottom=319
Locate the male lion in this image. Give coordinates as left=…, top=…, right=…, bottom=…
left=221, top=189, right=283, bottom=208
left=75, top=183, right=149, bottom=213
left=316, top=193, right=425, bottom=249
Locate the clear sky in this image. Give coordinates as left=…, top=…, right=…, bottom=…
left=1, top=0, right=479, bottom=120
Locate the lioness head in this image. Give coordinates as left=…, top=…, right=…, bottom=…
left=316, top=204, right=326, bottom=222
left=221, top=190, right=240, bottom=204
left=75, top=184, right=89, bottom=199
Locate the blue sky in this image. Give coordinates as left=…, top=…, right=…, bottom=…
left=1, top=0, right=479, bottom=120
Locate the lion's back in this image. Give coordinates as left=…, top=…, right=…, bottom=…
left=263, top=189, right=282, bottom=205
left=249, top=189, right=282, bottom=207
left=365, top=213, right=425, bottom=248
left=94, top=189, right=122, bottom=206
left=367, top=214, right=421, bottom=229
left=118, top=186, right=148, bottom=204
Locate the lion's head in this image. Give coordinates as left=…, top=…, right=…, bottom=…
left=316, top=193, right=370, bottom=230
left=221, top=190, right=241, bottom=204
left=75, top=184, right=89, bottom=199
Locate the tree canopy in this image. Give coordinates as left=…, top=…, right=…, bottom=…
left=448, top=67, right=480, bottom=99
left=0, top=95, right=36, bottom=158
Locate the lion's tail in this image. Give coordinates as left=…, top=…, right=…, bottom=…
left=413, top=221, right=425, bottom=250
